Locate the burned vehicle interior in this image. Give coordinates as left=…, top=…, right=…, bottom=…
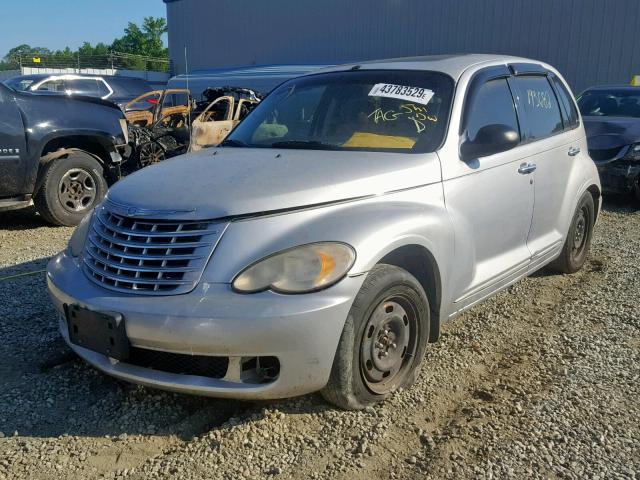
left=124, top=87, right=262, bottom=167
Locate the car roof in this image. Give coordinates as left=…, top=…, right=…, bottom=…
left=313, top=53, right=539, bottom=80
left=8, top=73, right=149, bottom=83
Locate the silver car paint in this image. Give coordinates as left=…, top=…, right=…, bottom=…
left=47, top=55, right=601, bottom=399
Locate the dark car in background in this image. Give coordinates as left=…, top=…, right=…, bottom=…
left=3, top=74, right=153, bottom=109
left=578, top=86, right=640, bottom=201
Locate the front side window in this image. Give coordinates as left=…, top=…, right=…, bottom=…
left=463, top=78, right=520, bottom=141
left=225, top=70, right=454, bottom=153
left=577, top=89, right=640, bottom=118
left=511, top=76, right=563, bottom=141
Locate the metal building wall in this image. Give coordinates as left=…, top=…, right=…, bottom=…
left=165, top=0, right=640, bottom=93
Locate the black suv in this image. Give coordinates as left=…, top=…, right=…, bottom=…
left=4, top=74, right=152, bottom=109
left=0, top=82, right=129, bottom=226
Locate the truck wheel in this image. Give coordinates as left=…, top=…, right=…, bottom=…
left=34, top=151, right=107, bottom=226
left=321, top=264, right=430, bottom=410
left=548, top=191, right=595, bottom=274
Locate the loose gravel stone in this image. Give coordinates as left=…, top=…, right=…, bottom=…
left=0, top=200, right=639, bottom=480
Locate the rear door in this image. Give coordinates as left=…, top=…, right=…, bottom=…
left=508, top=68, right=584, bottom=262
left=442, top=67, right=534, bottom=311
left=0, top=86, right=27, bottom=197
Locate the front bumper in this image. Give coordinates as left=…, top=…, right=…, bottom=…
left=47, top=250, right=364, bottom=399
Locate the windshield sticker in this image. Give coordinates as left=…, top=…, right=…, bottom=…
left=368, top=84, right=434, bottom=105
left=368, top=103, right=437, bottom=134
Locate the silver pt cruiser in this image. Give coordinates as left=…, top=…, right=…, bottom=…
left=48, top=55, right=601, bottom=409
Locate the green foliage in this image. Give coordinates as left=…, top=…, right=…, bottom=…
left=1, top=17, right=168, bottom=70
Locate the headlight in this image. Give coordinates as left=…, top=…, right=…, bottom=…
left=232, top=242, right=356, bottom=294
left=68, top=212, right=93, bottom=257
left=624, top=143, right=640, bottom=161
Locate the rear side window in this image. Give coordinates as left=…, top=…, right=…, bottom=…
left=67, top=79, right=109, bottom=97
left=464, top=78, right=520, bottom=141
left=551, top=77, right=579, bottom=129
left=511, top=76, right=563, bottom=141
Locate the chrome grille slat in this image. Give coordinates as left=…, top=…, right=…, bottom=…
left=83, top=259, right=193, bottom=285
left=82, top=204, right=226, bottom=295
left=95, top=213, right=216, bottom=237
left=91, top=225, right=211, bottom=249
left=87, top=236, right=203, bottom=261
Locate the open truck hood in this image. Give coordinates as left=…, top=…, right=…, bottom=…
left=106, top=147, right=441, bottom=220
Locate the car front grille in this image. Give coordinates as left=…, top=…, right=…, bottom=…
left=83, top=204, right=227, bottom=295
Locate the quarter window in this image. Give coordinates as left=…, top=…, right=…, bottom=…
left=511, top=76, right=563, bottom=140
left=464, top=78, right=520, bottom=141
left=551, top=77, right=579, bottom=129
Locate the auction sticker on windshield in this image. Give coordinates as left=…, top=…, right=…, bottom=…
left=368, top=84, right=435, bottom=106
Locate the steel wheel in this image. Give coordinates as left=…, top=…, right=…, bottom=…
left=571, top=205, right=590, bottom=257
left=58, top=168, right=97, bottom=213
left=360, top=295, right=419, bottom=395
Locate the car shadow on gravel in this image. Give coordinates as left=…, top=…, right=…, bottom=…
left=601, top=193, right=640, bottom=213
left=0, top=206, right=54, bottom=231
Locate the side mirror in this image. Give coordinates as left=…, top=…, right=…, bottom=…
left=460, top=124, right=519, bottom=161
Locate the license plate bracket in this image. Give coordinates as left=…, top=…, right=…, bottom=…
left=65, top=304, right=130, bottom=360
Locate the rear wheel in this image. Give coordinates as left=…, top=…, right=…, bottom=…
left=633, top=175, right=640, bottom=202
left=548, top=191, right=595, bottom=274
left=321, top=264, right=430, bottom=410
left=34, top=151, right=107, bottom=226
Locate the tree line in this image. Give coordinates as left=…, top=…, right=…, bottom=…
left=1, top=17, right=168, bottom=71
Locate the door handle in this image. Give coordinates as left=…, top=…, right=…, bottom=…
left=518, top=162, right=537, bottom=174
left=568, top=146, right=581, bottom=156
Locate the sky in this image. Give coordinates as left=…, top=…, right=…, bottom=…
left=0, top=0, right=167, bottom=59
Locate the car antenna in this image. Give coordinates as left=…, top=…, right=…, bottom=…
left=184, top=44, right=193, bottom=151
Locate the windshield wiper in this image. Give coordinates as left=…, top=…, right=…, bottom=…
left=270, top=140, right=338, bottom=150
left=220, top=138, right=248, bottom=147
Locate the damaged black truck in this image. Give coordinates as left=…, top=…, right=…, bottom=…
left=0, top=81, right=129, bottom=226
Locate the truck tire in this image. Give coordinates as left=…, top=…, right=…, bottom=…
left=34, top=151, right=107, bottom=226
left=321, top=264, right=430, bottom=410
left=547, top=191, right=595, bottom=274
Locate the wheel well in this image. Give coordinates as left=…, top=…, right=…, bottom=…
left=41, top=136, right=110, bottom=165
left=379, top=245, right=442, bottom=343
left=587, top=184, right=601, bottom=220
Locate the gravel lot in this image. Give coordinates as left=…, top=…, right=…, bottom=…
left=0, top=200, right=638, bottom=480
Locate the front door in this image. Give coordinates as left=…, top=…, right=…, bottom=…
left=442, top=73, right=534, bottom=312
left=0, top=87, right=27, bottom=197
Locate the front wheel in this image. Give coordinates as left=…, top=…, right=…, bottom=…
left=34, top=151, right=108, bottom=226
left=321, top=264, right=430, bottom=410
left=548, top=191, right=595, bottom=274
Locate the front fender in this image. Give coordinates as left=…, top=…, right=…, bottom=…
left=203, top=184, right=454, bottom=302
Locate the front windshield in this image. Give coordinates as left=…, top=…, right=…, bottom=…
left=577, top=90, right=640, bottom=118
left=4, top=78, right=35, bottom=91
left=224, top=70, right=454, bottom=153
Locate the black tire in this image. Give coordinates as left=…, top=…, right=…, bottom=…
left=548, top=191, right=595, bottom=274
left=321, top=264, right=430, bottom=410
left=34, top=151, right=108, bottom=226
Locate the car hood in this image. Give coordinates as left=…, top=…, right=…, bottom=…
left=583, top=116, right=640, bottom=151
left=106, top=148, right=441, bottom=220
